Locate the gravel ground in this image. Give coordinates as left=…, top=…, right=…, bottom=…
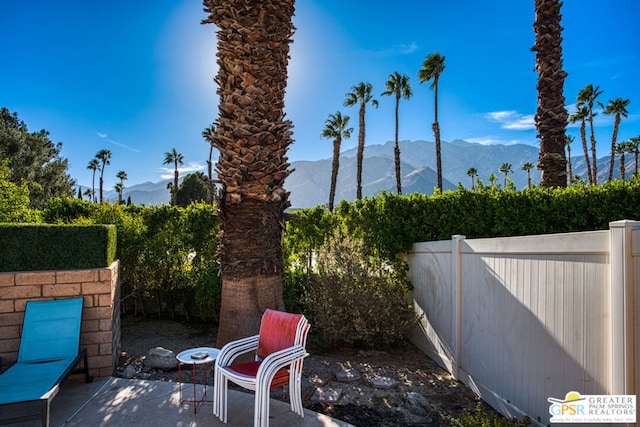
left=115, top=315, right=481, bottom=426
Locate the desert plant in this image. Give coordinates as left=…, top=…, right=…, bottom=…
left=451, top=401, right=531, bottom=427
left=302, top=227, right=415, bottom=350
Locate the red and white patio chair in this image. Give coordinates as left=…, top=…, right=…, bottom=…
left=212, top=309, right=310, bottom=427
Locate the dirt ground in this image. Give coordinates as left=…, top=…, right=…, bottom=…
left=115, top=315, right=480, bottom=426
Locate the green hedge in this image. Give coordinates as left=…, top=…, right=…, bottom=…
left=26, top=179, right=640, bottom=327
left=42, top=199, right=222, bottom=321
left=289, top=179, right=640, bottom=264
left=0, top=223, right=116, bottom=272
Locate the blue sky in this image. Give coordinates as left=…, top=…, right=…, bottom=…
left=2, top=0, right=639, bottom=190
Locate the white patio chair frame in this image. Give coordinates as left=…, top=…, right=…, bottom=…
left=213, top=310, right=310, bottom=427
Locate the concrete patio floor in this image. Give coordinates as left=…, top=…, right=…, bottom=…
left=6, top=377, right=352, bottom=427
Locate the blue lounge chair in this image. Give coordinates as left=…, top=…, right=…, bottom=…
left=0, top=298, right=93, bottom=426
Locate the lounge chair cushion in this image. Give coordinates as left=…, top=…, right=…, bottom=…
left=0, top=358, right=75, bottom=405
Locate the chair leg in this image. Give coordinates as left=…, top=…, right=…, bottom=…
left=254, top=382, right=271, bottom=427
left=41, top=399, right=51, bottom=427
left=82, top=350, right=94, bottom=383
left=290, top=371, right=304, bottom=417
left=213, top=373, right=228, bottom=423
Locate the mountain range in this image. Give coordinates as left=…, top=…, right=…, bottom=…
left=96, top=139, right=629, bottom=209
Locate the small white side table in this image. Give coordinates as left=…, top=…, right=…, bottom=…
left=176, top=347, right=220, bottom=413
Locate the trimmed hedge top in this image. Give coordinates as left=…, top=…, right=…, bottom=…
left=0, top=223, right=116, bottom=272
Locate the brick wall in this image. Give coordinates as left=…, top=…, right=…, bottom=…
left=0, top=261, right=120, bottom=378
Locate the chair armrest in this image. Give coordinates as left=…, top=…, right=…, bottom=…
left=256, top=344, right=308, bottom=383
left=216, top=335, right=260, bottom=367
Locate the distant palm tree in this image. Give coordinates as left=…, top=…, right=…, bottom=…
left=499, top=163, right=513, bottom=187
left=381, top=72, right=413, bottom=194
left=601, top=97, right=630, bottom=181
left=521, top=162, right=534, bottom=189
left=202, top=125, right=216, bottom=183
left=95, top=149, right=112, bottom=203
left=202, top=125, right=217, bottom=204
left=565, top=136, right=574, bottom=184
left=568, top=106, right=592, bottom=185
left=466, top=167, right=478, bottom=190
left=344, top=82, right=378, bottom=200
left=629, top=136, right=640, bottom=177
left=163, top=148, right=184, bottom=205
left=87, top=158, right=100, bottom=202
left=418, top=52, right=446, bottom=191
left=614, top=141, right=629, bottom=182
left=532, top=0, right=568, bottom=187
left=116, top=170, right=128, bottom=203
left=321, top=111, right=353, bottom=212
left=577, top=84, right=603, bottom=183
left=114, top=182, right=124, bottom=203
left=488, top=173, right=498, bottom=189
left=83, top=188, right=94, bottom=201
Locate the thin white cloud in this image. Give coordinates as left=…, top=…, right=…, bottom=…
left=486, top=110, right=535, bottom=130
left=159, top=161, right=205, bottom=180
left=370, top=41, right=419, bottom=58
left=96, top=131, right=141, bottom=153
left=108, top=140, right=141, bottom=153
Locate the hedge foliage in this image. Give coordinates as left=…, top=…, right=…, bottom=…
left=319, top=179, right=640, bottom=262
left=0, top=223, right=116, bottom=271
left=43, top=198, right=221, bottom=321
left=16, top=179, right=639, bottom=342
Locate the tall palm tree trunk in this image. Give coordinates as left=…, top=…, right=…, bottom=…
left=99, top=170, right=104, bottom=203
left=433, top=80, right=442, bottom=191
left=608, top=115, right=621, bottom=181
left=620, top=150, right=626, bottom=182
left=329, top=137, right=341, bottom=212
left=91, top=171, right=96, bottom=203
left=356, top=103, right=365, bottom=200
left=589, top=115, right=597, bottom=183
left=579, top=121, right=592, bottom=185
left=567, top=142, right=573, bottom=183
left=203, top=0, right=294, bottom=347
left=533, top=0, right=568, bottom=187
left=173, top=168, right=179, bottom=204
left=394, top=93, right=402, bottom=194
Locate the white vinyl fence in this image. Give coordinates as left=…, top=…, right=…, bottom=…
left=406, top=220, right=640, bottom=426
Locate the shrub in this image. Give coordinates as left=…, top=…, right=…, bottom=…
left=302, top=227, right=416, bottom=350
left=0, top=223, right=116, bottom=271
left=451, top=402, right=531, bottom=427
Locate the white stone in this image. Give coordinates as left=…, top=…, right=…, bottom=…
left=145, top=346, right=178, bottom=370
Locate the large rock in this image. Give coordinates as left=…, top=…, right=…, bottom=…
left=144, top=347, right=178, bottom=370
